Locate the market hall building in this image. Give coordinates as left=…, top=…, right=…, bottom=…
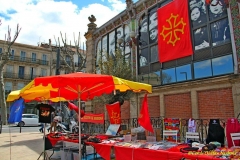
left=84, top=0, right=240, bottom=121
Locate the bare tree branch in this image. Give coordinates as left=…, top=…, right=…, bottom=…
left=53, top=31, right=86, bottom=73
left=0, top=23, right=21, bottom=125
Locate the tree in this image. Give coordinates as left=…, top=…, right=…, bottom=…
left=94, top=49, right=134, bottom=105
left=54, top=32, right=86, bottom=73
left=0, top=23, right=21, bottom=124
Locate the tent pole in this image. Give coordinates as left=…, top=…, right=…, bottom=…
left=78, top=89, right=82, bottom=160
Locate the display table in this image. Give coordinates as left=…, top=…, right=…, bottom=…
left=114, top=146, right=222, bottom=160
left=46, top=133, right=231, bottom=160
left=85, top=142, right=114, bottom=160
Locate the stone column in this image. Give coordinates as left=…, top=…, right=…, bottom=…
left=84, top=15, right=97, bottom=111
left=160, top=94, right=165, bottom=117
left=191, top=90, right=199, bottom=119
left=84, top=15, right=97, bottom=73
left=130, top=93, right=138, bottom=118
left=232, top=82, right=240, bottom=118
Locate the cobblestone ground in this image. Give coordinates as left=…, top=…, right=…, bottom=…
left=0, top=127, right=45, bottom=160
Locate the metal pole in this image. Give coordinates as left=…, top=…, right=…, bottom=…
left=78, top=87, right=82, bottom=160
left=56, top=48, right=60, bottom=75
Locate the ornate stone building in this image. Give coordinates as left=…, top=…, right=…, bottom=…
left=84, top=0, right=240, bottom=120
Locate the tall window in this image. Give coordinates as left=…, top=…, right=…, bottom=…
left=135, top=0, right=233, bottom=86
left=0, top=48, right=2, bottom=54
left=40, top=68, right=47, bottom=76
left=17, top=82, right=24, bottom=90
left=66, top=56, right=71, bottom=65
left=6, top=65, right=13, bottom=78
left=10, top=49, right=14, bottom=60
left=32, top=53, right=36, bottom=62
left=5, top=82, right=12, bottom=94
left=30, top=67, right=36, bottom=79
left=42, top=54, right=47, bottom=65
left=18, top=66, right=25, bottom=79
left=20, top=51, right=26, bottom=61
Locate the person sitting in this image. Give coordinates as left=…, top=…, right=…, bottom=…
left=47, top=111, right=56, bottom=133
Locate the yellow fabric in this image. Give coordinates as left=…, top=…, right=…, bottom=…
left=7, top=76, right=152, bottom=102
left=6, top=81, right=66, bottom=102
left=7, top=89, right=66, bottom=102
left=112, top=76, right=152, bottom=93
left=6, top=90, right=21, bottom=102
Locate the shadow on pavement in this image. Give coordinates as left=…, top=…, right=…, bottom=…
left=0, top=137, right=44, bottom=154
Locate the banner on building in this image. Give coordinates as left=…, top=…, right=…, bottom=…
left=157, top=0, right=193, bottom=62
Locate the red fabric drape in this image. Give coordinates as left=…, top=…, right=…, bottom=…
left=86, top=142, right=114, bottom=160
left=133, top=148, right=169, bottom=160
left=226, top=118, right=240, bottom=147
left=138, top=94, right=154, bottom=133
left=114, top=146, right=134, bottom=160
left=68, top=102, right=85, bottom=117
left=157, top=0, right=193, bottom=62
left=106, top=102, right=121, bottom=124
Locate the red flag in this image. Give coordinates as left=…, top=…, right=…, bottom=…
left=157, top=0, right=193, bottom=62
left=68, top=102, right=85, bottom=117
left=138, top=94, right=154, bottom=133
left=205, top=0, right=211, bottom=4
left=106, top=102, right=121, bottom=124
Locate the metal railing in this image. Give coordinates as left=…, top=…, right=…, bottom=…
left=81, top=117, right=229, bottom=143
left=6, top=56, right=49, bottom=65
left=3, top=72, right=43, bottom=80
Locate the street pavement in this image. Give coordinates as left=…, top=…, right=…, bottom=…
left=0, top=125, right=48, bottom=160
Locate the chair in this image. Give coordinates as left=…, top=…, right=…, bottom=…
left=163, top=130, right=178, bottom=143
left=231, top=133, right=240, bottom=146
left=185, top=132, right=200, bottom=143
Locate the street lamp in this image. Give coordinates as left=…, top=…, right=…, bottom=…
left=180, top=72, right=187, bottom=80
left=117, top=31, right=137, bottom=48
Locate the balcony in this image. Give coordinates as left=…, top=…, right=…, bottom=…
left=52, top=59, right=67, bottom=65
left=3, top=72, right=42, bottom=80
left=7, top=56, right=49, bottom=65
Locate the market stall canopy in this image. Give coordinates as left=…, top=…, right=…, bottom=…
left=26, top=72, right=152, bottom=160
left=6, top=84, right=66, bottom=102
left=31, top=72, right=152, bottom=101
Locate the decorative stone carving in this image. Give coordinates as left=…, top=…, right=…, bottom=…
left=88, top=15, right=96, bottom=23
left=86, top=15, right=97, bottom=34
left=125, top=0, right=136, bottom=19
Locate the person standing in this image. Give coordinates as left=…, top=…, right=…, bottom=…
left=39, top=123, right=44, bottom=133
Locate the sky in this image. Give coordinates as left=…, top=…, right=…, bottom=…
left=0, top=0, right=138, bottom=47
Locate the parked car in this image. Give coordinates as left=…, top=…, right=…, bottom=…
left=15, top=114, right=41, bottom=127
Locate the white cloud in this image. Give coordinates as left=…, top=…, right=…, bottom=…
left=0, top=0, right=126, bottom=47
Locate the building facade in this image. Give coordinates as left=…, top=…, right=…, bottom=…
left=0, top=40, right=84, bottom=115
left=84, top=0, right=240, bottom=120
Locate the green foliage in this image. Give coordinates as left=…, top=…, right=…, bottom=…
left=98, top=49, right=133, bottom=80
left=94, top=49, right=134, bottom=105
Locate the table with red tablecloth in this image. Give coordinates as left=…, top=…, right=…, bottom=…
left=46, top=133, right=225, bottom=160
left=47, top=133, right=82, bottom=147
left=85, top=142, right=115, bottom=160
left=114, top=146, right=222, bottom=160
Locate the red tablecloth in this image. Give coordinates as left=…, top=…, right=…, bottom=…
left=114, top=145, right=222, bottom=160
left=85, top=142, right=114, bottom=160
left=114, top=146, right=134, bottom=160
left=47, top=133, right=65, bottom=146
left=134, top=148, right=169, bottom=160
